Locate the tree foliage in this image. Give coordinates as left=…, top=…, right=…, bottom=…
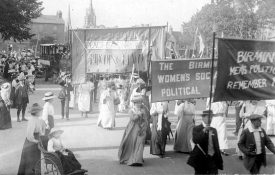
left=182, top=0, right=275, bottom=57
left=0, top=0, right=43, bottom=42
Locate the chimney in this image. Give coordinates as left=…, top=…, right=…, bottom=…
left=56, top=10, right=62, bottom=18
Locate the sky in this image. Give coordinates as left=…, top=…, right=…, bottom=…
left=41, top=0, right=210, bottom=31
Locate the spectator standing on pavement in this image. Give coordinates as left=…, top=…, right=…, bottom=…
left=118, top=95, right=148, bottom=166
left=174, top=99, right=195, bottom=153
left=17, top=103, right=46, bottom=175
left=238, top=114, right=275, bottom=174
left=78, top=77, right=94, bottom=118
left=265, top=100, right=275, bottom=136
left=58, top=81, right=66, bottom=119
left=42, top=92, right=56, bottom=135
left=0, top=83, right=12, bottom=130
left=150, top=101, right=170, bottom=157
left=15, top=74, right=29, bottom=122
left=187, top=110, right=223, bottom=174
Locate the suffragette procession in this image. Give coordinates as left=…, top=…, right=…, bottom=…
left=1, top=26, right=275, bottom=175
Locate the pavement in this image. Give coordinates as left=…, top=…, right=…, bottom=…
left=1, top=80, right=275, bottom=175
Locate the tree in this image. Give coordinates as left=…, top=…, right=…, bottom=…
left=182, top=0, right=275, bottom=57
left=0, top=0, right=43, bottom=42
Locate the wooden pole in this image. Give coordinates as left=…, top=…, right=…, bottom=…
left=208, top=31, right=216, bottom=126
left=146, top=27, right=152, bottom=86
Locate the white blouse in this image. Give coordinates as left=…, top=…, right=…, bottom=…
left=42, top=102, right=55, bottom=126
left=26, top=117, right=46, bottom=143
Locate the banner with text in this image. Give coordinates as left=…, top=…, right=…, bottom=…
left=151, top=58, right=217, bottom=102
left=214, top=38, right=275, bottom=101
left=85, top=27, right=165, bottom=73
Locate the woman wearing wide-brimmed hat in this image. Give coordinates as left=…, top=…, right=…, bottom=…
left=0, top=82, right=12, bottom=129
left=18, top=103, right=46, bottom=175
left=118, top=95, right=148, bottom=166
left=47, top=128, right=84, bottom=174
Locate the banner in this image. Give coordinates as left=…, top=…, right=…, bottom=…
left=85, top=27, right=165, bottom=73
left=214, top=38, right=275, bottom=102
left=71, top=26, right=165, bottom=84
left=151, top=58, right=217, bottom=102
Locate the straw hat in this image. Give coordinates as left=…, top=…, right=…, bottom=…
left=248, top=114, right=263, bottom=120
left=28, top=103, right=43, bottom=115
left=18, top=74, right=26, bottom=81
left=42, top=92, right=56, bottom=101
left=132, top=73, right=139, bottom=78
left=49, top=129, right=64, bottom=138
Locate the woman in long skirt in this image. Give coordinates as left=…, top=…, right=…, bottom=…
left=78, top=79, right=94, bottom=117
left=174, top=100, right=195, bottom=153
left=150, top=101, right=169, bottom=157
left=266, top=100, right=275, bottom=136
left=97, top=82, right=116, bottom=129
left=18, top=103, right=46, bottom=175
left=118, top=95, right=148, bottom=166
left=0, top=83, right=12, bottom=129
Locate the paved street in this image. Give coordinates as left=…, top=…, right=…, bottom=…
left=1, top=82, right=275, bottom=175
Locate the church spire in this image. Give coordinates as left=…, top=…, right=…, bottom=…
left=84, top=0, right=96, bottom=28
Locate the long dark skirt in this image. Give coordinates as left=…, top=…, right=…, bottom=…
left=17, top=138, right=40, bottom=175
left=150, top=115, right=167, bottom=156
left=55, top=149, right=81, bottom=174
left=0, top=102, right=12, bottom=130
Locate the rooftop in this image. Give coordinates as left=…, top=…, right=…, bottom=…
left=31, top=15, right=65, bottom=25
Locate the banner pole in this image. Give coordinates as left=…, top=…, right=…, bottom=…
left=208, top=31, right=216, bottom=126
left=147, top=27, right=152, bottom=86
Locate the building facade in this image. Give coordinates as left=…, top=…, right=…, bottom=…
left=30, top=11, right=65, bottom=44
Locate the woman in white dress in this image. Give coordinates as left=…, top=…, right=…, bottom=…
left=266, top=100, right=275, bottom=136
left=78, top=79, right=94, bottom=118
left=97, top=82, right=116, bottom=129
left=207, top=99, right=229, bottom=155
left=174, top=99, right=195, bottom=153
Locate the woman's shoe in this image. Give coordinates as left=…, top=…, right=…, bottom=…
left=238, top=156, right=243, bottom=160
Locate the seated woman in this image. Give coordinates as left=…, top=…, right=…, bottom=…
left=47, top=129, right=85, bottom=174
left=118, top=95, right=148, bottom=166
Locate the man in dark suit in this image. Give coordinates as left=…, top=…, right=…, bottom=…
left=187, top=110, right=223, bottom=174
left=238, top=114, right=275, bottom=174
left=15, top=74, right=29, bottom=122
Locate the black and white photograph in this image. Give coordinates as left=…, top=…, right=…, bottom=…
left=1, top=0, right=275, bottom=174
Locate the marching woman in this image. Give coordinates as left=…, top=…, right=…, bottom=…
left=97, top=82, right=117, bottom=129
left=207, top=98, right=229, bottom=155
left=174, top=99, right=195, bottom=153
left=18, top=103, right=46, bottom=175
left=150, top=101, right=169, bottom=157
left=78, top=77, right=94, bottom=118
left=0, top=82, right=12, bottom=130
left=118, top=95, right=148, bottom=166
left=265, top=100, right=275, bottom=136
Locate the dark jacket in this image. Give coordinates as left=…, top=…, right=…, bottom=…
left=15, top=85, right=29, bottom=105
left=238, top=128, right=275, bottom=171
left=187, top=124, right=223, bottom=170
